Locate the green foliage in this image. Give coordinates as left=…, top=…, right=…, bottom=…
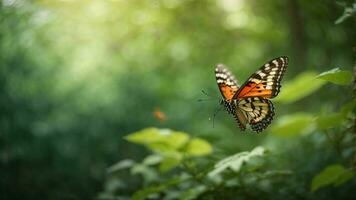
left=125, top=128, right=212, bottom=172
left=125, top=128, right=190, bottom=153
left=275, top=72, right=326, bottom=103
left=335, top=1, right=356, bottom=24
left=306, top=67, right=356, bottom=194
left=184, top=138, right=212, bottom=156
left=340, top=100, right=356, bottom=116
left=131, top=177, right=183, bottom=200
left=316, top=113, right=345, bottom=129
left=270, top=113, right=315, bottom=136
left=208, top=146, right=266, bottom=180
left=101, top=129, right=293, bottom=199
left=179, top=185, right=207, bottom=200
left=131, top=163, right=158, bottom=183
left=317, top=68, right=353, bottom=85
left=317, top=98, right=355, bottom=129
left=311, top=164, right=355, bottom=192
left=107, top=159, right=136, bottom=173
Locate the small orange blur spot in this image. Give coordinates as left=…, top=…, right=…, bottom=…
left=153, top=108, right=167, bottom=122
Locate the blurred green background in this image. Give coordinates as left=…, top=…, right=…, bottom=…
left=1, top=0, right=356, bottom=199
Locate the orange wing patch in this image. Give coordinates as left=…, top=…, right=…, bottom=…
left=215, top=64, right=239, bottom=101
left=236, top=83, right=273, bottom=98
left=235, top=56, right=288, bottom=99
left=219, top=84, right=238, bottom=101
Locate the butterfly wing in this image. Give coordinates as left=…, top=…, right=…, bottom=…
left=234, top=97, right=275, bottom=132
left=234, top=56, right=288, bottom=99
left=215, top=64, right=239, bottom=102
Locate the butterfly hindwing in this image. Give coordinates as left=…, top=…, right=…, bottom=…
left=215, top=64, right=239, bottom=102
left=234, top=97, right=275, bottom=132
left=234, top=56, right=288, bottom=99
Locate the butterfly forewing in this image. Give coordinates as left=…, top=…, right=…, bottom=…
left=234, top=56, right=288, bottom=99
left=215, top=64, right=239, bottom=101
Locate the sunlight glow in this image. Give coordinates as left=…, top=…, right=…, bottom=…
left=217, top=0, right=245, bottom=12
left=217, top=0, right=249, bottom=29
left=225, top=12, right=249, bottom=29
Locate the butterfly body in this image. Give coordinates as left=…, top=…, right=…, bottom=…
left=215, top=57, right=288, bottom=132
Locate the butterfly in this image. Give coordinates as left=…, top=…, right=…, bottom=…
left=215, top=56, right=288, bottom=132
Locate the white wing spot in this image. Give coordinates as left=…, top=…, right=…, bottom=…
left=250, top=78, right=261, bottom=83
left=216, top=73, right=223, bottom=78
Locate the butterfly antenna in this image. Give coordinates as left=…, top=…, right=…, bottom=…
left=198, top=90, right=219, bottom=102
left=210, top=106, right=223, bottom=128
left=201, top=90, right=213, bottom=97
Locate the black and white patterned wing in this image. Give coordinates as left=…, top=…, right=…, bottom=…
left=234, top=56, right=288, bottom=99
left=215, top=64, right=240, bottom=102
left=234, top=97, right=275, bottom=132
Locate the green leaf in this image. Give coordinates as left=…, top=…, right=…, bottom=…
left=335, top=3, right=356, bottom=24
left=208, top=146, right=266, bottom=180
left=256, top=170, right=293, bottom=179
left=131, top=177, right=182, bottom=200
left=143, top=154, right=163, bottom=166
left=275, top=72, right=325, bottom=103
left=316, top=113, right=345, bottom=129
left=179, top=185, right=207, bottom=200
left=107, top=159, right=136, bottom=173
left=159, top=153, right=182, bottom=172
left=270, top=113, right=315, bottom=136
left=340, top=100, right=356, bottom=117
left=334, top=170, right=355, bottom=186
left=316, top=100, right=356, bottom=129
left=311, top=164, right=355, bottom=192
left=184, top=138, right=212, bottom=156
left=126, top=128, right=212, bottom=158
left=103, top=178, right=126, bottom=192
left=125, top=128, right=189, bottom=153
left=317, top=68, right=353, bottom=85
left=131, top=164, right=158, bottom=183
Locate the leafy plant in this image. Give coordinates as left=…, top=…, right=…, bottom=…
left=99, top=129, right=292, bottom=199
left=335, top=0, right=356, bottom=24
left=308, top=68, right=356, bottom=192
left=311, top=164, right=354, bottom=192
left=316, top=68, right=353, bottom=85
left=125, top=128, right=212, bottom=172
left=275, top=72, right=325, bottom=103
